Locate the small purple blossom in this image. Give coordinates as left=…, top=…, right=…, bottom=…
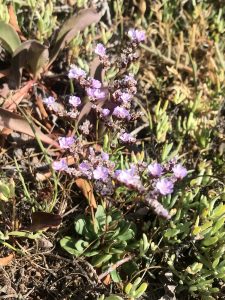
left=95, top=43, right=106, bottom=57
left=113, top=106, right=131, bottom=120
left=91, top=79, right=101, bottom=89
left=86, top=88, right=105, bottom=99
left=128, top=29, right=146, bottom=42
left=79, top=162, right=92, bottom=178
left=69, top=96, right=81, bottom=107
left=156, top=178, right=174, bottom=195
left=115, top=166, right=142, bottom=190
left=101, top=108, right=110, bottom=117
left=43, top=96, right=59, bottom=112
left=120, top=93, right=132, bottom=103
left=148, top=163, right=163, bottom=177
left=43, top=96, right=55, bottom=106
left=68, top=65, right=86, bottom=79
left=58, top=136, right=75, bottom=149
left=172, top=164, right=187, bottom=179
left=93, top=166, right=109, bottom=182
left=101, top=152, right=109, bottom=161
left=52, top=158, right=68, bottom=171
left=119, top=132, right=136, bottom=143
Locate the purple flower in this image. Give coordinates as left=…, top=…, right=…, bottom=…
left=68, top=65, right=86, bottom=79
left=156, top=178, right=174, bottom=195
left=86, top=88, right=105, bottom=99
left=79, top=162, right=92, bottom=178
left=113, top=106, right=131, bottom=120
left=52, top=158, right=68, bottom=171
left=120, top=93, right=132, bottom=103
left=101, top=108, right=110, bottom=117
left=128, top=29, right=146, bottom=42
left=91, top=79, right=101, bottom=89
left=95, top=43, right=106, bottom=57
left=93, top=166, right=109, bottom=182
left=43, top=96, right=55, bottom=106
left=58, top=136, right=75, bottom=149
left=172, top=164, right=187, bottom=179
left=148, top=163, right=163, bottom=177
left=119, top=132, right=136, bottom=143
left=101, top=152, right=109, bottom=161
left=115, top=166, right=142, bottom=189
left=69, top=96, right=81, bottom=107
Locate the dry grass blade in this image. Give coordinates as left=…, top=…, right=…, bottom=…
left=49, top=8, right=102, bottom=66
left=0, top=108, right=59, bottom=148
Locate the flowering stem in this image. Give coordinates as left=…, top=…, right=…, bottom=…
left=69, top=79, right=74, bottom=94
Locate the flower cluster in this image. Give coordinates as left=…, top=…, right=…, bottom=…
left=43, top=95, right=81, bottom=119
left=48, top=28, right=187, bottom=219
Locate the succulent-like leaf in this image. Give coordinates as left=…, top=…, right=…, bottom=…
left=49, top=8, right=102, bottom=66
left=9, top=40, right=49, bottom=89
left=0, top=21, right=21, bottom=53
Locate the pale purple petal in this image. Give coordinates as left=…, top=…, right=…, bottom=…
left=120, top=93, right=132, bottom=103
left=95, top=43, right=106, bottom=57
left=148, top=163, right=163, bottom=177
left=58, top=136, right=75, bottom=149
left=91, top=79, right=101, bottom=89
left=156, top=178, right=174, bottom=195
left=172, top=164, right=187, bottom=179
left=101, top=108, right=110, bottom=117
left=119, top=132, right=136, bottom=143
left=68, top=65, right=86, bottom=79
left=128, top=29, right=146, bottom=42
left=93, top=166, right=109, bottom=182
left=69, top=96, right=81, bottom=107
left=115, top=167, right=142, bottom=190
left=101, top=152, right=109, bottom=161
left=52, top=158, right=68, bottom=171
left=113, top=106, right=131, bottom=120
left=43, top=96, right=59, bottom=112
left=86, top=88, right=105, bottom=99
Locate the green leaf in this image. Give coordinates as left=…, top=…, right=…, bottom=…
left=105, top=296, right=124, bottom=300
left=110, top=269, right=121, bottom=283
left=210, top=217, right=225, bottom=235
left=92, top=254, right=112, bottom=267
left=60, top=236, right=80, bottom=256
left=211, top=204, right=225, bottom=218
left=202, top=236, right=218, bottom=246
left=95, top=205, right=106, bottom=225
left=75, top=218, right=86, bottom=235
left=0, top=183, right=10, bottom=201
left=75, top=239, right=89, bottom=253
left=134, top=282, right=148, bottom=298
left=0, top=21, right=21, bottom=53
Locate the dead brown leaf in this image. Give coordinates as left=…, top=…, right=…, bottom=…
left=0, top=107, right=59, bottom=148
left=8, top=4, right=26, bottom=41
left=75, top=178, right=97, bottom=209
left=3, top=80, right=34, bottom=110
left=0, top=253, right=14, bottom=266
left=29, top=212, right=62, bottom=231
left=49, top=8, right=102, bottom=66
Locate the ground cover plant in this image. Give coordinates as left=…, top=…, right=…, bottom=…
left=0, top=0, right=224, bottom=299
